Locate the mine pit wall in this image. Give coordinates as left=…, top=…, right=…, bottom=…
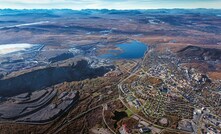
left=17, top=91, right=80, bottom=124
left=0, top=88, right=57, bottom=120
left=0, top=60, right=115, bottom=97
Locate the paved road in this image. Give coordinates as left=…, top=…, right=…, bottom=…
left=102, top=104, right=116, bottom=134
left=53, top=99, right=117, bottom=134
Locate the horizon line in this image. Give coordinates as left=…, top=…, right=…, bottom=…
left=0, top=8, right=221, bottom=10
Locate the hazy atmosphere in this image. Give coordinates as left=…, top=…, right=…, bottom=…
left=0, top=0, right=221, bottom=9
left=1, top=0, right=221, bottom=133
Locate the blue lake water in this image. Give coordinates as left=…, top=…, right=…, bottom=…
left=100, top=41, right=148, bottom=59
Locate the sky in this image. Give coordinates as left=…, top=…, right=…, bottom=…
left=0, top=0, right=221, bottom=9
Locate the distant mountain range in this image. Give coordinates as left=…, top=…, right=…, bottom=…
left=0, top=8, right=221, bottom=16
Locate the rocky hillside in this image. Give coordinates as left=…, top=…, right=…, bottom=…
left=0, top=60, right=114, bottom=97
left=177, top=46, right=221, bottom=61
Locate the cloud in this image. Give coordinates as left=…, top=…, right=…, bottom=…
left=0, top=0, right=220, bottom=9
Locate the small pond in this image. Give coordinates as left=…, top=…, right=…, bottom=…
left=112, top=111, right=128, bottom=128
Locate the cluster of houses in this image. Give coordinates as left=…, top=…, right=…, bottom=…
left=118, top=123, right=151, bottom=134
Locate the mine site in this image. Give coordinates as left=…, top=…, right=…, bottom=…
left=0, top=7, right=221, bottom=134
